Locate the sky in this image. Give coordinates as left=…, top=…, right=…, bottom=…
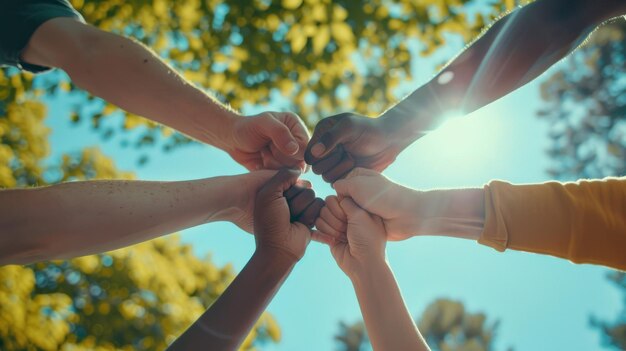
left=41, top=22, right=623, bottom=351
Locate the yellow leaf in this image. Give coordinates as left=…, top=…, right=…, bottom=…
left=282, top=0, right=302, bottom=10
left=331, top=22, right=353, bottom=43
left=312, top=25, right=330, bottom=55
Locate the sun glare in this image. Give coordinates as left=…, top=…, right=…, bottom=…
left=415, top=113, right=504, bottom=174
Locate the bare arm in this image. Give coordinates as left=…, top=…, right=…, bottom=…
left=169, top=169, right=311, bottom=350
left=21, top=18, right=309, bottom=171
left=0, top=171, right=276, bottom=265
left=382, top=0, right=626, bottom=136
left=322, top=197, right=429, bottom=351
left=304, top=0, right=626, bottom=179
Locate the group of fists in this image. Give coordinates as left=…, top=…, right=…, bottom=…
left=248, top=111, right=418, bottom=274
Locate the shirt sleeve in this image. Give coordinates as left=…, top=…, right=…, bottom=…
left=0, top=0, right=84, bottom=73
left=479, top=177, right=626, bottom=271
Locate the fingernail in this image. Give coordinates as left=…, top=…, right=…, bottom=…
left=286, top=141, right=299, bottom=154
left=311, top=143, right=325, bottom=157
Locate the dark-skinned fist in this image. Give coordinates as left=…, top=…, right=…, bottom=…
left=304, top=113, right=407, bottom=183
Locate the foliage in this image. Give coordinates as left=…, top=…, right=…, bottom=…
left=334, top=298, right=504, bottom=351
left=2, top=0, right=529, bottom=160
left=0, top=71, right=279, bottom=350
left=538, top=19, right=626, bottom=179
left=592, top=272, right=626, bottom=350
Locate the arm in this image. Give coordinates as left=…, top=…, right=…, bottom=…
left=21, top=18, right=309, bottom=171
left=0, top=171, right=277, bottom=265
left=331, top=168, right=626, bottom=271
left=320, top=197, right=429, bottom=351
left=304, top=0, right=626, bottom=181
left=169, top=169, right=311, bottom=350
left=331, top=168, right=485, bottom=242
left=381, top=0, right=626, bottom=132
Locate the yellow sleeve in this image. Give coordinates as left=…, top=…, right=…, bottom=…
left=479, top=177, right=626, bottom=271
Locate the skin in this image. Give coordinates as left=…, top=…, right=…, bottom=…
left=305, top=0, right=626, bottom=182
left=0, top=171, right=284, bottom=265
left=168, top=169, right=311, bottom=351
left=21, top=18, right=310, bottom=171
left=322, top=168, right=485, bottom=242
left=320, top=196, right=430, bottom=351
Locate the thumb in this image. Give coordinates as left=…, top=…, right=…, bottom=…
left=339, top=197, right=363, bottom=220
left=261, top=113, right=300, bottom=155
left=256, top=168, right=301, bottom=207
left=309, top=118, right=352, bottom=159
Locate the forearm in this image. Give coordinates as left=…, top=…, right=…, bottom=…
left=24, top=19, right=239, bottom=150
left=382, top=0, right=625, bottom=141
left=169, top=248, right=296, bottom=351
left=0, top=177, right=236, bottom=264
left=408, top=188, right=485, bottom=240
left=349, top=260, right=429, bottom=351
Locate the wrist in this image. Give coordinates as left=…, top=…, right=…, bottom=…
left=412, top=188, right=485, bottom=239
left=190, top=102, right=242, bottom=150
left=200, top=176, right=243, bottom=224
left=254, top=246, right=300, bottom=269
left=378, top=108, right=428, bottom=151
left=346, top=256, right=388, bottom=283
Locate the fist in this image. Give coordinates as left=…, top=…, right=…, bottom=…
left=284, top=183, right=325, bottom=228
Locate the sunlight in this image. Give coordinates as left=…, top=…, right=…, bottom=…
left=414, top=112, right=505, bottom=175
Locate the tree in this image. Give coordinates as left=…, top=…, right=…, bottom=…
left=334, top=298, right=504, bottom=351
left=538, top=19, right=626, bottom=179
left=3, top=0, right=525, bottom=162
left=592, top=272, right=626, bottom=350
left=0, top=73, right=279, bottom=350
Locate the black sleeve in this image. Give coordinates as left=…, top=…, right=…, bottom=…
left=0, top=0, right=84, bottom=73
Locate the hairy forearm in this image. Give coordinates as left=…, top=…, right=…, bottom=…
left=24, top=19, right=239, bottom=150
left=0, top=177, right=236, bottom=265
left=169, top=248, right=296, bottom=350
left=408, top=188, right=485, bottom=240
left=382, top=0, right=624, bottom=141
left=350, top=260, right=429, bottom=351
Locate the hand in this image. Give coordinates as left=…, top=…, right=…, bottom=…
left=284, top=184, right=325, bottom=228
left=254, top=169, right=312, bottom=261
left=332, top=168, right=420, bottom=241
left=228, top=112, right=310, bottom=171
left=304, top=112, right=409, bottom=183
left=317, top=196, right=387, bottom=276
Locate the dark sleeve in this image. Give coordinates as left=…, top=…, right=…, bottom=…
left=0, top=0, right=84, bottom=73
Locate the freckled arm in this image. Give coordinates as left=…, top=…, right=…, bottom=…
left=0, top=177, right=238, bottom=265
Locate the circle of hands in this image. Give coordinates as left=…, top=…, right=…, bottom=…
left=244, top=111, right=415, bottom=270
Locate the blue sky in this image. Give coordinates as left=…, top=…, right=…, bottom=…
left=41, top=26, right=623, bottom=351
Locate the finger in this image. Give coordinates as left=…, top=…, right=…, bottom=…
left=296, top=197, right=325, bottom=227
left=261, top=148, right=290, bottom=170
left=325, top=196, right=348, bottom=225
left=278, top=112, right=310, bottom=159
left=295, top=179, right=312, bottom=189
left=332, top=178, right=353, bottom=198
left=284, top=184, right=307, bottom=200
left=315, top=216, right=344, bottom=238
left=305, top=116, right=340, bottom=164
left=262, top=112, right=300, bottom=156
left=311, top=230, right=335, bottom=245
left=257, top=168, right=301, bottom=203
left=322, top=154, right=356, bottom=183
left=319, top=206, right=347, bottom=233
left=311, top=149, right=343, bottom=175
left=288, top=188, right=316, bottom=218
left=339, top=197, right=367, bottom=221
left=310, top=117, right=353, bottom=159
